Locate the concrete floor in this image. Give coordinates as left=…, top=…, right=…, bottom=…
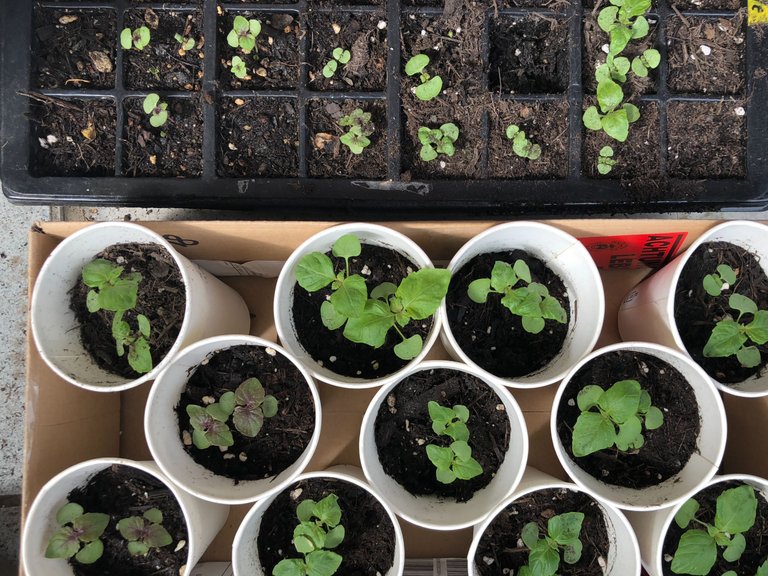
left=2, top=199, right=767, bottom=574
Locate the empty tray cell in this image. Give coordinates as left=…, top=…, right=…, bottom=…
left=667, top=12, right=746, bottom=95
left=582, top=99, right=660, bottom=179
left=490, top=15, right=569, bottom=95
left=583, top=13, right=659, bottom=95
left=28, top=96, right=116, bottom=177
left=667, top=100, right=746, bottom=179
left=669, top=0, right=742, bottom=10
left=220, top=0, right=298, bottom=4
left=310, top=0, right=384, bottom=6
left=488, top=99, right=568, bottom=179
left=33, top=8, right=116, bottom=90
left=217, top=97, right=299, bottom=178
left=307, top=11, right=387, bottom=92
left=498, top=0, right=569, bottom=10
left=122, top=96, right=202, bottom=178
left=123, top=8, right=203, bottom=91
left=308, top=99, right=387, bottom=179
left=218, top=10, right=300, bottom=90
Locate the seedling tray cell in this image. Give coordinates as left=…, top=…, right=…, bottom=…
left=1, top=1, right=767, bottom=216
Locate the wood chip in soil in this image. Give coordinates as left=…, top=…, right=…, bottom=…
left=217, top=97, right=299, bottom=177
left=71, top=242, right=185, bottom=379
left=28, top=95, right=116, bottom=177
left=667, top=101, right=746, bottom=179
left=257, top=478, right=395, bottom=576
left=374, top=367, right=511, bottom=502
left=65, top=464, right=188, bottom=576
left=122, top=97, right=203, bottom=177
left=308, top=99, right=387, bottom=179
left=291, top=244, right=431, bottom=380
left=176, top=345, right=316, bottom=481
left=674, top=241, right=768, bottom=384
left=473, top=488, right=610, bottom=576
left=445, top=250, right=570, bottom=379
left=556, top=350, right=701, bottom=489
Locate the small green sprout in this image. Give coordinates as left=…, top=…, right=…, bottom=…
left=339, top=108, right=374, bottom=155
left=758, top=559, right=768, bottom=576
left=518, top=512, right=585, bottom=576
left=597, top=0, right=652, bottom=57
left=231, top=55, right=248, bottom=79
left=597, top=146, right=616, bottom=175
left=405, top=54, right=443, bottom=101
left=116, top=508, right=173, bottom=557
left=425, top=401, right=483, bottom=484
left=45, top=502, right=110, bottom=565
left=121, top=26, right=151, bottom=51
left=583, top=91, right=639, bottom=142
left=322, top=48, right=351, bottom=78
left=506, top=125, right=541, bottom=161
left=174, top=32, right=196, bottom=52
left=143, top=93, right=169, bottom=128
left=418, top=123, right=459, bottom=162
left=631, top=48, right=661, bottom=77
left=671, top=485, right=757, bottom=575
left=571, top=379, right=664, bottom=457
left=467, top=259, right=567, bottom=334
left=273, top=494, right=345, bottom=576
left=227, top=15, right=261, bottom=54
left=597, top=54, right=631, bottom=85
left=703, top=293, right=768, bottom=368
left=186, top=377, right=278, bottom=450
left=703, top=264, right=737, bottom=297
left=112, top=310, right=152, bottom=374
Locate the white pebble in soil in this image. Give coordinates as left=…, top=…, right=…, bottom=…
left=700, top=45, right=712, bottom=56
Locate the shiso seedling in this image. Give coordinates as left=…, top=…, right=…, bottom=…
left=174, top=32, right=196, bottom=52
left=506, top=124, right=541, bottom=161
left=671, top=484, right=757, bottom=575
left=597, top=146, right=617, bottom=175
left=227, top=15, right=261, bottom=54
left=418, top=123, right=459, bottom=162
left=703, top=264, right=737, bottom=297
left=425, top=401, right=483, bottom=484
left=571, top=379, right=664, bottom=457
left=116, top=508, right=173, bottom=557
left=231, top=55, right=248, bottom=79
left=338, top=108, right=374, bottom=155
left=45, top=502, right=110, bottom=565
left=467, top=259, right=567, bottom=334
left=273, top=494, right=345, bottom=576
left=631, top=48, right=661, bottom=77
left=703, top=293, right=768, bottom=368
left=143, top=93, right=169, bottom=128
left=518, top=512, right=585, bottom=576
left=322, top=48, right=351, bottom=79
left=405, top=54, right=443, bottom=101
left=121, top=26, right=150, bottom=51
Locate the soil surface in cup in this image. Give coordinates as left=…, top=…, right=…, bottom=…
left=70, top=242, right=186, bottom=379
left=556, top=350, right=701, bottom=489
left=474, top=487, right=610, bottom=576
left=257, top=478, right=396, bottom=576
left=292, top=243, right=432, bottom=380
left=63, top=464, right=188, bottom=576
left=661, top=480, right=768, bottom=576
left=445, top=249, right=570, bottom=378
left=374, top=367, right=512, bottom=503
left=175, top=344, right=316, bottom=481
left=674, top=241, right=768, bottom=384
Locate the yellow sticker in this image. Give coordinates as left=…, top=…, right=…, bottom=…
left=750, top=0, right=768, bottom=25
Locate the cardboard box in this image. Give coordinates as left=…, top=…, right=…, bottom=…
left=22, top=220, right=768, bottom=574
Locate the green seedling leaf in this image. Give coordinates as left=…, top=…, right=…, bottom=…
left=143, top=508, right=163, bottom=525
left=583, top=106, right=603, bottom=131
left=121, top=28, right=134, bottom=50
left=415, top=76, right=443, bottom=101
left=722, top=532, right=746, bottom=562
left=324, top=525, right=345, bottom=549
left=296, top=253, right=336, bottom=292
left=597, top=79, right=624, bottom=112
left=127, top=541, right=150, bottom=556
left=715, top=485, right=757, bottom=534
left=615, top=414, right=642, bottom=451
left=394, top=334, right=423, bottom=360
left=297, top=499, right=316, bottom=523
left=320, top=300, right=346, bottom=330
left=548, top=512, right=584, bottom=545
left=453, top=454, right=483, bottom=480
left=313, top=494, right=342, bottom=527
left=371, top=282, right=398, bottom=301
left=598, top=7, right=619, bottom=32
left=295, top=524, right=325, bottom=553
left=306, top=550, right=343, bottom=576
left=46, top=527, right=82, bottom=559
left=703, top=319, right=745, bottom=358
left=671, top=529, right=718, bottom=575
left=56, top=502, right=85, bottom=526
left=405, top=54, right=429, bottom=76
left=467, top=278, right=492, bottom=303
left=631, top=16, right=649, bottom=39
left=75, top=540, right=104, bottom=564
left=521, top=522, right=540, bottom=550
left=330, top=274, right=367, bottom=319
left=529, top=539, right=560, bottom=576
left=599, top=379, right=641, bottom=423
left=644, top=405, right=664, bottom=430
left=396, top=268, right=451, bottom=320
left=577, top=385, right=604, bottom=411
left=572, top=411, right=616, bottom=456
left=117, top=516, right=145, bottom=541
left=602, top=109, right=629, bottom=142
left=730, top=292, right=758, bottom=317
left=333, top=48, right=351, bottom=64
left=747, top=310, right=768, bottom=344
left=609, top=26, right=633, bottom=55
left=757, top=559, right=768, bottom=576
left=322, top=60, right=338, bottom=78
left=675, top=498, right=700, bottom=529
left=426, top=444, right=453, bottom=471
left=273, top=559, right=306, bottom=576
left=343, top=299, right=395, bottom=348
left=231, top=56, right=247, bottom=79
left=624, top=103, right=640, bottom=123
left=738, top=345, right=762, bottom=368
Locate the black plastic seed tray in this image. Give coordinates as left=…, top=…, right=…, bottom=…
left=1, top=0, right=767, bottom=217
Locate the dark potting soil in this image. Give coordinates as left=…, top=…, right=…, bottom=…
left=660, top=480, right=768, bottom=576
left=667, top=101, right=746, bottom=179
left=65, top=464, right=188, bottom=576
left=217, top=11, right=300, bottom=90
left=292, top=244, right=432, bottom=380
left=555, top=350, right=701, bottom=489
left=487, top=99, right=569, bottom=179
left=667, top=12, right=746, bottom=96
left=123, top=9, right=203, bottom=91
left=28, top=95, right=116, bottom=177
left=374, top=367, right=512, bottom=503
left=175, top=344, right=316, bottom=481
left=500, top=0, right=570, bottom=9
left=122, top=97, right=203, bottom=178
left=445, top=250, right=570, bottom=379
left=474, top=488, right=610, bottom=576
left=217, top=97, right=299, bottom=177
left=308, top=99, right=387, bottom=179
left=674, top=241, right=768, bottom=384
left=33, top=8, right=116, bottom=90
left=307, top=11, right=387, bottom=92
left=70, top=242, right=186, bottom=379
left=670, top=0, right=741, bottom=8
left=257, top=478, right=396, bottom=576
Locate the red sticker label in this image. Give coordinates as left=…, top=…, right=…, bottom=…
left=580, top=232, right=688, bottom=269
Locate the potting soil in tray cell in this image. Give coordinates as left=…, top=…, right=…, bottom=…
left=4, top=1, right=767, bottom=213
